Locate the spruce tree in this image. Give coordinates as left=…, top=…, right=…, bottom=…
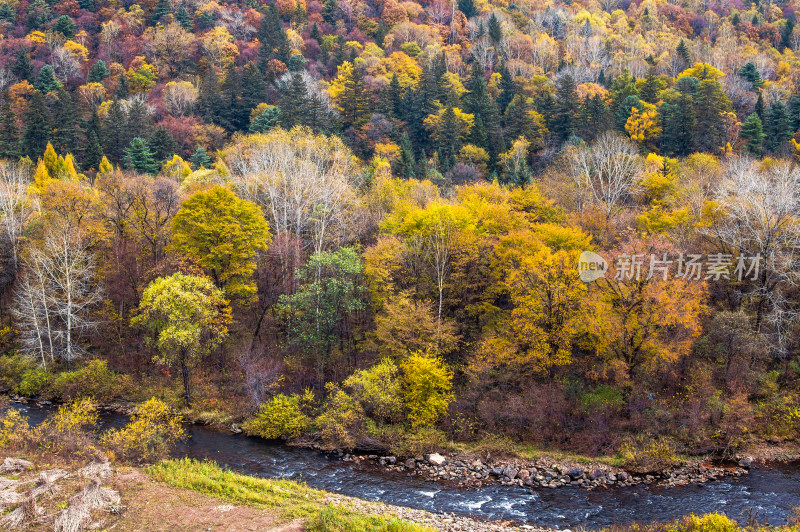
left=249, top=106, right=281, bottom=133
left=0, top=100, right=19, bottom=159
left=551, top=74, right=579, bottom=141
left=36, top=64, right=60, bottom=93
left=279, top=73, right=311, bottom=128
left=659, top=94, right=696, bottom=156
left=488, top=13, right=502, bottom=42
left=738, top=62, right=763, bottom=88
left=22, top=90, right=49, bottom=159
left=175, top=7, right=192, bottom=30
left=103, top=100, right=128, bottom=161
left=496, top=63, right=517, bottom=115
left=10, top=47, right=33, bottom=82
left=693, top=78, right=732, bottom=153
left=789, top=93, right=800, bottom=132
left=84, top=130, right=103, bottom=171
left=398, top=132, right=416, bottom=178
left=87, top=60, right=110, bottom=83
left=764, top=101, right=793, bottom=152
left=51, top=88, right=79, bottom=155
left=338, top=63, right=371, bottom=129
left=676, top=39, right=691, bottom=68
left=375, top=20, right=388, bottom=48
left=151, top=0, right=172, bottom=23
left=124, top=137, right=158, bottom=174
left=436, top=107, right=460, bottom=172
left=199, top=66, right=223, bottom=124
left=464, top=63, right=503, bottom=157
left=126, top=97, right=153, bottom=139
left=78, top=0, right=94, bottom=11
left=0, top=3, right=15, bottom=24
left=740, top=113, right=764, bottom=155
left=322, top=0, right=339, bottom=25
left=189, top=146, right=212, bottom=169
left=148, top=125, right=176, bottom=164
left=52, top=15, right=76, bottom=38
left=755, top=92, right=765, bottom=120
left=458, top=0, right=477, bottom=18
left=782, top=17, right=795, bottom=51
left=116, top=74, right=129, bottom=99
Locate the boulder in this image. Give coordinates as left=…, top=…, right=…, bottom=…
left=567, top=468, right=585, bottom=480
left=503, top=466, right=518, bottom=479
left=738, top=456, right=754, bottom=469
left=404, top=458, right=416, bottom=469
left=426, top=453, right=447, bottom=466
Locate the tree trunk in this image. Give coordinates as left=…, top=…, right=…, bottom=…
left=181, top=351, right=191, bottom=406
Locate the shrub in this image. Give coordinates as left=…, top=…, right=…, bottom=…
left=0, top=403, right=34, bottom=450
left=388, top=427, right=451, bottom=458
left=0, top=353, right=36, bottom=391
left=16, top=367, right=51, bottom=397
left=316, top=385, right=366, bottom=450
left=101, top=397, right=185, bottom=463
left=244, top=390, right=314, bottom=440
left=401, top=351, right=453, bottom=429
left=682, top=513, right=739, bottom=532
left=343, top=359, right=402, bottom=423
left=37, top=398, right=100, bottom=457
left=617, top=436, right=684, bottom=473
left=49, top=360, right=129, bottom=402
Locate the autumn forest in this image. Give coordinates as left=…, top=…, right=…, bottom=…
left=0, top=0, right=797, bottom=471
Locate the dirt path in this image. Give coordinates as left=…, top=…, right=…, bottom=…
left=109, top=469, right=304, bottom=532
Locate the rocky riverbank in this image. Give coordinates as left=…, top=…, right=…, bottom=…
left=336, top=451, right=753, bottom=491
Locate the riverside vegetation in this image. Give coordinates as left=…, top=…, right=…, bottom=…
left=1, top=0, right=800, bottom=526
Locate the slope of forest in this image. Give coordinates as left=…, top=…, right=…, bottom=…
left=0, top=0, right=798, bottom=466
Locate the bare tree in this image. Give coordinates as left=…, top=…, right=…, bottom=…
left=162, top=80, right=199, bottom=116
left=707, top=157, right=800, bottom=335
left=227, top=127, right=361, bottom=259
left=0, top=162, right=36, bottom=273
left=567, top=132, right=644, bottom=219
left=13, top=220, right=102, bottom=366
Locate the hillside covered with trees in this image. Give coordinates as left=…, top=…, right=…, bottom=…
left=0, top=0, right=798, bottom=463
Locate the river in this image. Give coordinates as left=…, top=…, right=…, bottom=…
left=13, top=403, right=800, bottom=529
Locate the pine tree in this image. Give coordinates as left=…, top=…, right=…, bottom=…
left=189, top=146, right=212, bottom=169
left=115, top=73, right=129, bottom=99
left=51, top=88, right=79, bottom=155
left=241, top=62, right=267, bottom=115
left=127, top=97, right=153, bottom=139
left=659, top=94, right=696, bottom=156
left=398, top=132, right=415, bottom=178
left=676, top=39, right=691, bottom=68
left=639, top=67, right=662, bottom=103
left=551, top=74, right=579, bottom=141
left=249, top=106, right=281, bottom=133
left=84, top=130, right=103, bottom=171
left=338, top=63, right=371, bottom=129
left=0, top=3, right=15, bottom=24
left=148, top=125, right=176, bottom=164
left=738, top=62, right=763, bottom=88
left=21, top=90, right=49, bottom=159
left=36, top=64, right=60, bottom=93
left=322, top=0, right=339, bottom=25
left=310, top=22, right=322, bottom=44
left=496, top=63, right=517, bottom=115
left=375, top=20, right=388, bottom=48
left=789, top=93, right=800, bottom=132
left=755, top=92, right=765, bottom=120
left=740, top=113, right=764, bottom=155
left=78, top=0, right=94, bottom=11
left=732, top=13, right=740, bottom=26
left=464, top=63, right=503, bottom=158
left=220, top=64, right=246, bottom=132
left=103, top=100, right=128, bottom=161
left=0, top=99, right=19, bottom=159
left=488, top=13, right=502, bottom=42
left=279, top=73, right=311, bottom=128
left=83, top=109, right=103, bottom=170
left=10, top=47, right=33, bottom=82
left=693, top=78, right=732, bottom=153
left=52, top=15, right=76, bottom=38
left=764, top=101, right=793, bottom=152
left=87, top=59, right=110, bottom=83
left=436, top=107, right=460, bottom=172
left=199, top=66, right=223, bottom=124
left=124, top=137, right=158, bottom=174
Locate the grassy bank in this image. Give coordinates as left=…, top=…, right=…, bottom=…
left=149, top=458, right=433, bottom=532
